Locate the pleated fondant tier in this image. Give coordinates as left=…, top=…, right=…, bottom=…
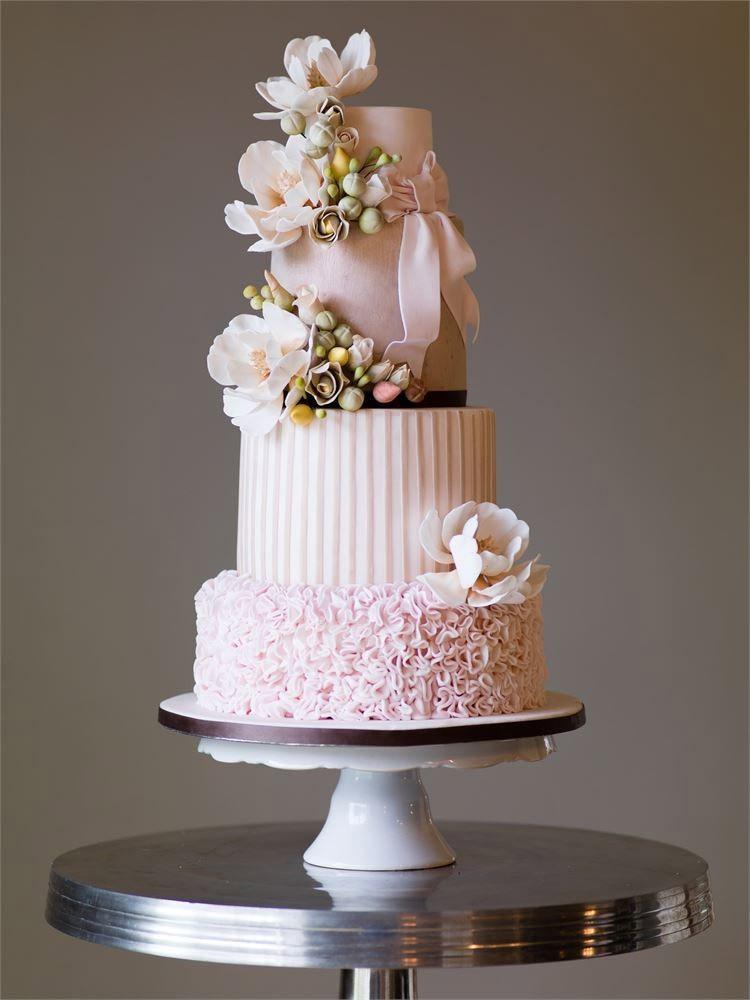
left=237, top=407, right=496, bottom=586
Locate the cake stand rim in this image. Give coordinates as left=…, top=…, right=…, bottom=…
left=157, top=690, right=585, bottom=746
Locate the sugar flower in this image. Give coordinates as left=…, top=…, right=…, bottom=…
left=208, top=303, right=310, bottom=436
left=225, top=136, right=321, bottom=252
left=418, top=502, right=549, bottom=607
left=255, top=31, right=377, bottom=120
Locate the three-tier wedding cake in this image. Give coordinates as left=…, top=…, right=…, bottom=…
left=193, top=31, right=549, bottom=722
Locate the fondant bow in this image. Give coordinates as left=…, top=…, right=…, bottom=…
left=380, top=152, right=479, bottom=377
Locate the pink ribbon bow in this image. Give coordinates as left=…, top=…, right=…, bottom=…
left=380, top=151, right=480, bottom=377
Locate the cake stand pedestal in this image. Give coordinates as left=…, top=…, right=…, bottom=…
left=46, top=821, right=713, bottom=1000
left=158, top=691, right=585, bottom=871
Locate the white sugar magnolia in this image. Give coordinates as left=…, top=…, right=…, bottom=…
left=225, top=136, right=321, bottom=252
left=255, top=31, right=377, bottom=120
left=418, top=502, right=549, bottom=607
left=207, top=303, right=310, bottom=436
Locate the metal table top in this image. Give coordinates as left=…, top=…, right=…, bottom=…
left=46, top=821, right=712, bottom=969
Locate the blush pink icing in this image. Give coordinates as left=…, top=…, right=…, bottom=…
left=193, top=571, right=547, bottom=722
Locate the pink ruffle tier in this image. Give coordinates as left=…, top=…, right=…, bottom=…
left=193, top=570, right=547, bottom=722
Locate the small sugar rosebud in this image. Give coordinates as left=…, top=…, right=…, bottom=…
left=338, top=387, right=365, bottom=412
left=348, top=157, right=361, bottom=173
left=353, top=365, right=366, bottom=381
left=375, top=153, right=391, bottom=168
left=260, top=284, right=273, bottom=300
left=326, top=183, right=340, bottom=200
left=280, top=111, right=306, bottom=136
left=391, top=153, right=402, bottom=164
left=250, top=294, right=264, bottom=310
left=315, top=408, right=327, bottom=420
left=338, top=196, right=362, bottom=221
left=358, top=207, right=384, bottom=235
left=294, top=376, right=306, bottom=391
left=314, top=344, right=327, bottom=359
left=366, top=360, right=395, bottom=383
left=332, top=324, right=354, bottom=348
left=323, top=166, right=335, bottom=181
left=357, top=375, right=372, bottom=388
left=389, top=363, right=411, bottom=390
left=242, top=284, right=258, bottom=300
left=342, top=173, right=366, bottom=198
left=315, top=310, right=337, bottom=331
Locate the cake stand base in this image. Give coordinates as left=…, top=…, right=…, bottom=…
left=305, top=769, right=454, bottom=871
left=197, top=732, right=556, bottom=871
left=162, top=691, right=586, bottom=871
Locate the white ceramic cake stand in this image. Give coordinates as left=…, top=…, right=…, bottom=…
left=159, top=691, right=585, bottom=871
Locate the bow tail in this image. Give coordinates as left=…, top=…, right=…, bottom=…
left=385, top=214, right=442, bottom=378
left=436, top=214, right=480, bottom=344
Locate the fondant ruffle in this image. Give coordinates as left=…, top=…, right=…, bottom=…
left=193, top=571, right=547, bottom=721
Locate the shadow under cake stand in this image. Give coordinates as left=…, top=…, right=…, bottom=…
left=158, top=690, right=585, bottom=871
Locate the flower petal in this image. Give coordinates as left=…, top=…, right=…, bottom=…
left=339, top=29, right=375, bottom=72
left=230, top=394, right=283, bottom=436
left=257, top=76, right=304, bottom=112
left=284, top=35, right=321, bottom=76
left=418, top=510, right=453, bottom=563
left=262, top=302, right=310, bottom=353
left=263, top=348, right=309, bottom=398
left=467, top=575, right=519, bottom=607
left=247, top=231, right=302, bottom=252
left=312, top=43, right=344, bottom=86
left=222, top=387, right=259, bottom=419
left=441, top=501, right=477, bottom=549
left=417, top=570, right=468, bottom=608
left=333, top=65, right=378, bottom=99
left=449, top=530, right=482, bottom=589
left=225, top=201, right=261, bottom=235
left=480, top=550, right=511, bottom=577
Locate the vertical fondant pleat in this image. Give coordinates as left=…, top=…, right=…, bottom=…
left=236, top=408, right=496, bottom=585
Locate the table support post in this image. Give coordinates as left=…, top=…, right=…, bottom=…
left=339, top=968, right=417, bottom=999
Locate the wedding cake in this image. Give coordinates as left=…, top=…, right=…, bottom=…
left=194, top=31, right=549, bottom=722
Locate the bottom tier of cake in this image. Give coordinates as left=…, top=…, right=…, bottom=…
left=193, top=571, right=547, bottom=722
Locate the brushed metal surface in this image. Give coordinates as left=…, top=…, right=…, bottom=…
left=46, top=822, right=712, bottom=969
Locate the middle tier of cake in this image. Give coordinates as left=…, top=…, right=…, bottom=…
left=237, top=407, right=496, bottom=586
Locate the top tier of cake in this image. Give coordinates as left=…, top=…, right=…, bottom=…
left=270, top=106, right=468, bottom=396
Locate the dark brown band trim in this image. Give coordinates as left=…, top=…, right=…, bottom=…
left=158, top=703, right=585, bottom=748
left=361, top=389, right=467, bottom=409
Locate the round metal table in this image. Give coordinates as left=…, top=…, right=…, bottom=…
left=46, top=821, right=712, bottom=999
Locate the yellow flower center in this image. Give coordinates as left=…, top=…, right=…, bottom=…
left=249, top=349, right=271, bottom=381
left=306, top=63, right=328, bottom=89
left=276, top=169, right=300, bottom=197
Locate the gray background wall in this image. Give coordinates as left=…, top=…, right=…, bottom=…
left=2, top=2, right=747, bottom=998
